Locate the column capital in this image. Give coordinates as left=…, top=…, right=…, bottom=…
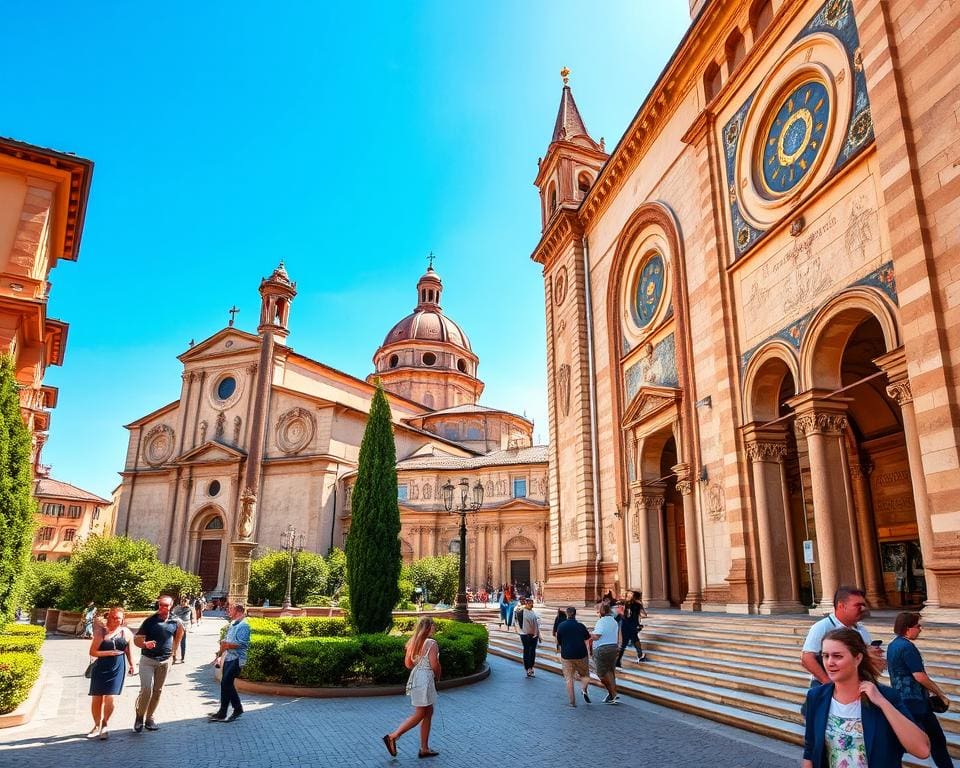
left=885, top=380, right=913, bottom=405
left=787, top=390, right=850, bottom=435
left=795, top=413, right=848, bottom=435
left=849, top=461, right=874, bottom=481
left=745, top=440, right=789, bottom=462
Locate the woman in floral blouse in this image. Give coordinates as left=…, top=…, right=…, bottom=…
left=802, top=628, right=929, bottom=768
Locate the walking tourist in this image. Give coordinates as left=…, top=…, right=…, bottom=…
left=591, top=602, right=621, bottom=704
left=800, top=586, right=883, bottom=713
left=520, top=598, right=541, bottom=677
left=887, top=612, right=954, bottom=767
left=132, top=594, right=184, bottom=732
left=802, top=627, right=929, bottom=768
left=555, top=606, right=593, bottom=707
left=616, top=591, right=647, bottom=666
left=552, top=607, right=567, bottom=652
left=87, top=606, right=135, bottom=740
left=383, top=617, right=441, bottom=759
left=210, top=602, right=250, bottom=723
left=194, top=594, right=205, bottom=624
left=498, top=586, right=509, bottom=627
left=171, top=596, right=194, bottom=664
left=81, top=601, right=98, bottom=639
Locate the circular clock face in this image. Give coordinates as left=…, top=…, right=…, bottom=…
left=760, top=80, right=830, bottom=196
left=634, top=253, right=665, bottom=328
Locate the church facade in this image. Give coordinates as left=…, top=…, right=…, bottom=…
left=114, top=264, right=547, bottom=599
left=532, top=0, right=960, bottom=618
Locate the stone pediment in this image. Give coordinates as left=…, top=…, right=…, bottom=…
left=621, top=385, right=682, bottom=430
left=178, top=328, right=261, bottom=363
left=175, top=440, right=246, bottom=465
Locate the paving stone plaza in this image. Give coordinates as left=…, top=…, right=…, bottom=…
left=1, top=615, right=799, bottom=767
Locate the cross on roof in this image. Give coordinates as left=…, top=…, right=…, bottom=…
left=427, top=251, right=435, bottom=270
left=228, top=305, right=240, bottom=327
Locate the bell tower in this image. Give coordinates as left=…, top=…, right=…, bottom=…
left=533, top=68, right=608, bottom=231
left=258, top=261, right=297, bottom=344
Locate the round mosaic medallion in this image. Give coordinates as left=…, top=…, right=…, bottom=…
left=144, top=424, right=175, bottom=466
left=760, top=80, right=830, bottom=197
left=276, top=407, right=315, bottom=455
left=633, top=253, right=665, bottom=328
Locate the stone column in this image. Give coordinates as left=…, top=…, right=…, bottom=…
left=789, top=392, right=859, bottom=611
left=743, top=425, right=804, bottom=614
left=632, top=483, right=668, bottom=608
left=492, top=523, right=502, bottom=585
left=673, top=463, right=702, bottom=611
left=874, top=349, right=941, bottom=610
left=849, top=461, right=887, bottom=608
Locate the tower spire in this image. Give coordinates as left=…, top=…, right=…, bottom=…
left=551, top=68, right=597, bottom=147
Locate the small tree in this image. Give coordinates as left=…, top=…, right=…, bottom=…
left=0, top=357, right=37, bottom=621
left=407, top=554, right=459, bottom=604
left=346, top=383, right=400, bottom=633
left=17, top=560, right=70, bottom=609
left=249, top=549, right=329, bottom=606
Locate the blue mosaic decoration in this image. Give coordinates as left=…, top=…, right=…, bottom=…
left=761, top=81, right=831, bottom=196
left=739, top=261, right=897, bottom=372
left=723, top=0, right=874, bottom=259
left=625, top=333, right=679, bottom=401
left=634, top=254, right=665, bottom=328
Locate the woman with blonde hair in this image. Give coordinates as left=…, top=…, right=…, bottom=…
left=802, top=627, right=929, bottom=767
left=383, top=617, right=441, bottom=759
left=87, top=606, right=135, bottom=740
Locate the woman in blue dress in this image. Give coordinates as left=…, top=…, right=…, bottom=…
left=87, top=606, right=135, bottom=740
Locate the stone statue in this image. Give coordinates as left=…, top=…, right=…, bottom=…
left=199, top=420, right=208, bottom=443
left=215, top=411, right=226, bottom=439
left=237, top=487, right=256, bottom=539
left=233, top=415, right=242, bottom=444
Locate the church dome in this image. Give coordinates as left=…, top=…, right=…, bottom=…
left=381, top=267, right=472, bottom=352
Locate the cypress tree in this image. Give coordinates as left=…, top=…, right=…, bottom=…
left=346, top=382, right=400, bottom=633
left=0, top=356, right=37, bottom=621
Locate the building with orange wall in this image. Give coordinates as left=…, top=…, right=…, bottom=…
left=32, top=473, right=111, bottom=562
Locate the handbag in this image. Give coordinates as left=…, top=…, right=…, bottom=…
left=84, top=658, right=96, bottom=679
left=929, top=694, right=949, bottom=714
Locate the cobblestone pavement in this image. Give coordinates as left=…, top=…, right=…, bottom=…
left=1, top=617, right=800, bottom=767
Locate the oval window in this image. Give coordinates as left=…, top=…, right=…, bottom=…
left=208, top=480, right=221, bottom=497
left=389, top=354, right=399, bottom=368
left=422, top=352, right=437, bottom=366
left=457, top=358, right=467, bottom=373
left=217, top=377, right=237, bottom=400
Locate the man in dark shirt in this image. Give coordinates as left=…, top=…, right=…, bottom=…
left=555, top=606, right=593, bottom=707
left=133, top=595, right=184, bottom=732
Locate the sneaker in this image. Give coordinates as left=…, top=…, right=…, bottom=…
left=144, top=719, right=159, bottom=731
left=603, top=694, right=620, bottom=705
left=209, top=712, right=227, bottom=722
left=86, top=726, right=100, bottom=739
left=225, top=711, right=243, bottom=723
left=638, top=653, right=647, bottom=662
left=133, top=716, right=144, bottom=733
left=582, top=690, right=591, bottom=704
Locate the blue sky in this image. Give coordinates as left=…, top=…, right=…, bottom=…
left=3, top=2, right=691, bottom=497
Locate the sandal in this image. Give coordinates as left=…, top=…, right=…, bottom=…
left=418, top=750, right=440, bottom=758
left=382, top=734, right=397, bottom=757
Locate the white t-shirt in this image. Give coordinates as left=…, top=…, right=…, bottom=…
left=802, top=614, right=873, bottom=681
left=592, top=615, right=620, bottom=647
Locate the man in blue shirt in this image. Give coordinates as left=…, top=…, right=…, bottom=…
left=556, top=607, right=593, bottom=707
left=210, top=603, right=250, bottom=723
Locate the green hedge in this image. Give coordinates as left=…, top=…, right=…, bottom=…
left=0, top=652, right=42, bottom=714
left=0, top=635, right=43, bottom=654
left=0, top=624, right=45, bottom=638
left=276, top=617, right=350, bottom=637
left=237, top=616, right=487, bottom=687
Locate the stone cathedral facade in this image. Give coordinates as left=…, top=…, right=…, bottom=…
left=532, top=0, right=960, bottom=619
left=114, top=264, right=548, bottom=599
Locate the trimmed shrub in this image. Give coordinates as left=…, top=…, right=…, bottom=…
left=357, top=633, right=407, bottom=684
left=0, top=651, right=41, bottom=714
left=247, top=617, right=283, bottom=637
left=276, top=617, right=350, bottom=638
left=243, top=636, right=285, bottom=682
left=279, top=637, right=363, bottom=686
left=0, top=635, right=43, bottom=654
left=1, top=624, right=45, bottom=638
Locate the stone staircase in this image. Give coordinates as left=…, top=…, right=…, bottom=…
left=481, top=608, right=960, bottom=764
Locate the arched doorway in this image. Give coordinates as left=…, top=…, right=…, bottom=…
left=191, top=508, right=226, bottom=593
left=794, top=291, right=926, bottom=609
left=504, top=535, right=536, bottom=593
left=659, top=437, right=687, bottom=607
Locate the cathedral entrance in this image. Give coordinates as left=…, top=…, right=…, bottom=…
left=660, top=437, right=687, bottom=607
left=510, top=559, right=531, bottom=590
left=198, top=539, right=221, bottom=592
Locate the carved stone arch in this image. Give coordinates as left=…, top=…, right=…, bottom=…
left=799, top=287, right=900, bottom=391
left=742, top=341, right=801, bottom=424
left=503, top=535, right=537, bottom=552
left=606, top=202, right=696, bottom=512
left=190, top=504, right=227, bottom=533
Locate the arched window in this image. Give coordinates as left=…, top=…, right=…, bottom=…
left=750, top=0, right=773, bottom=38
left=577, top=172, right=592, bottom=197
left=389, top=354, right=400, bottom=368
left=205, top=517, right=224, bottom=530
left=704, top=61, right=722, bottom=102
left=725, top=29, right=745, bottom=72
left=548, top=183, right=558, bottom=215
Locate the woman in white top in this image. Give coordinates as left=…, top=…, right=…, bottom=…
left=384, top=617, right=442, bottom=759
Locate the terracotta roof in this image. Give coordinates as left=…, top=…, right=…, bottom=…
left=551, top=85, right=593, bottom=144
left=34, top=477, right=110, bottom=504
left=396, top=445, right=548, bottom=471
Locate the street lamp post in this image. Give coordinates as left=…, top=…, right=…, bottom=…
left=280, top=525, right=305, bottom=610
left=441, top=477, right=484, bottom=622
